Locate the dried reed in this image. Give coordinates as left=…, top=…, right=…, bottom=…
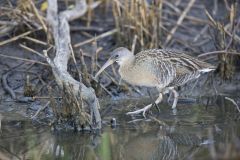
left=112, top=0, right=163, bottom=51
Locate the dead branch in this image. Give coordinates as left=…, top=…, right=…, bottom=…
left=0, top=53, right=49, bottom=66
left=2, top=72, right=16, bottom=99
left=23, top=36, right=49, bottom=46
left=164, top=0, right=196, bottom=46
left=198, top=50, right=240, bottom=58
left=46, top=0, right=101, bottom=129
left=0, top=30, right=35, bottom=46
left=225, top=97, right=240, bottom=113
left=74, top=28, right=118, bottom=47
left=31, top=101, right=50, bottom=119
left=70, top=26, right=104, bottom=32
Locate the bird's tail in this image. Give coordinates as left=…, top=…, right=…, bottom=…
left=199, top=61, right=216, bottom=73
left=199, top=68, right=215, bottom=73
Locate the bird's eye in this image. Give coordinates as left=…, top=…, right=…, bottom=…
left=115, top=54, right=119, bottom=58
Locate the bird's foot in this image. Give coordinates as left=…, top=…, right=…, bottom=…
left=126, top=104, right=152, bottom=118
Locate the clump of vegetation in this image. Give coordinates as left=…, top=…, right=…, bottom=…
left=206, top=1, right=239, bottom=80
left=49, top=84, right=91, bottom=131
left=112, top=0, right=240, bottom=80
left=113, top=0, right=163, bottom=50
left=1, top=0, right=102, bottom=130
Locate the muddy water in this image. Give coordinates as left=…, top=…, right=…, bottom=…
left=0, top=96, right=239, bottom=160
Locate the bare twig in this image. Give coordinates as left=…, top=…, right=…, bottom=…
left=70, top=26, right=104, bottom=32
left=164, top=0, right=196, bottom=46
left=87, top=0, right=93, bottom=27
left=0, top=54, right=49, bottom=66
left=163, top=10, right=210, bottom=25
left=79, top=49, right=91, bottom=87
left=163, top=1, right=181, bottom=13
left=225, top=97, right=240, bottom=113
left=131, top=35, right=137, bottom=53
left=91, top=76, right=113, bottom=97
left=193, top=25, right=208, bottom=42
left=23, top=36, right=49, bottom=46
left=69, top=43, right=82, bottom=81
left=19, top=43, right=46, bottom=58
left=1, top=63, right=25, bottom=99
left=0, top=30, right=36, bottom=46
left=90, top=39, right=97, bottom=75
left=224, top=0, right=231, bottom=11
left=29, top=0, right=47, bottom=32
left=205, top=9, right=240, bottom=44
left=2, top=72, right=16, bottom=99
left=33, top=96, right=62, bottom=100
left=74, top=29, right=118, bottom=47
left=31, top=101, right=50, bottom=119
left=198, top=50, right=240, bottom=58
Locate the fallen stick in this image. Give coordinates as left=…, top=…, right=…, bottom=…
left=19, top=43, right=46, bottom=58
left=1, top=63, right=25, bottom=99
left=0, top=53, right=49, bottom=66
left=193, top=25, right=208, bottom=42
left=30, top=0, right=47, bottom=33
left=23, top=36, right=49, bottom=46
left=164, top=0, right=196, bottom=46
left=0, top=29, right=40, bottom=46
left=74, top=28, right=118, bottom=47
left=33, top=96, right=62, bottom=99
left=198, top=50, right=240, bottom=58
left=2, top=72, right=16, bottom=99
left=31, top=101, right=50, bottom=119
left=225, top=97, right=240, bottom=113
left=47, top=0, right=101, bottom=129
left=70, top=26, right=104, bottom=32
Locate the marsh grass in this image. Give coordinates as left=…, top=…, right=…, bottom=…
left=112, top=0, right=163, bottom=51
left=111, top=0, right=240, bottom=79
left=206, top=1, right=239, bottom=80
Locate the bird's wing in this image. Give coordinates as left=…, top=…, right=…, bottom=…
left=160, top=49, right=214, bottom=86
left=135, top=50, right=176, bottom=87
left=136, top=49, right=215, bottom=87
left=138, top=49, right=215, bottom=72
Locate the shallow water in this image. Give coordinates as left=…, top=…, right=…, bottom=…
left=0, top=96, right=240, bottom=160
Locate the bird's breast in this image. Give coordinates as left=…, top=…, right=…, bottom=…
left=119, top=64, right=158, bottom=87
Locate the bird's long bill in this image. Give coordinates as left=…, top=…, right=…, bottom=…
left=95, top=59, right=114, bottom=78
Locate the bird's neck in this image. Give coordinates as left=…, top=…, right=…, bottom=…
left=118, top=55, right=135, bottom=81
left=118, top=55, right=135, bottom=70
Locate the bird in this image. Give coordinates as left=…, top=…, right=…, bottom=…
left=95, top=47, right=215, bottom=117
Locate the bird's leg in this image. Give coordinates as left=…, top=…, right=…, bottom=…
left=126, top=93, right=163, bottom=117
left=163, top=88, right=172, bottom=105
left=147, top=89, right=160, bottom=112
left=167, top=91, right=173, bottom=104
left=170, top=89, right=179, bottom=109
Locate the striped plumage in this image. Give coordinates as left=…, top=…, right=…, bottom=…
left=95, top=47, right=215, bottom=116
left=133, top=49, right=215, bottom=88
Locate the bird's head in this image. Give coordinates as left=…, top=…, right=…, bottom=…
left=95, top=47, right=133, bottom=78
